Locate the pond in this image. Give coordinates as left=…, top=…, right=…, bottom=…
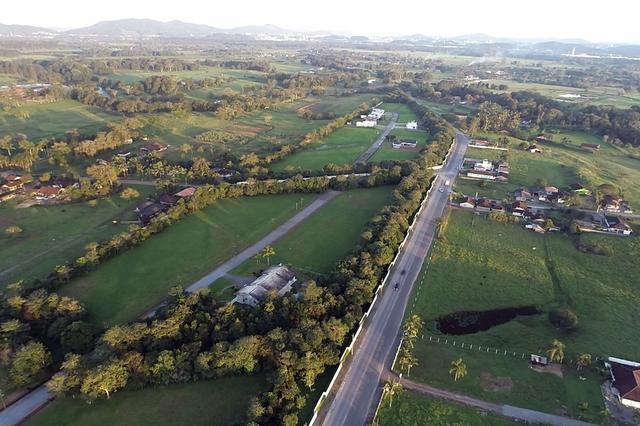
left=436, top=306, right=541, bottom=335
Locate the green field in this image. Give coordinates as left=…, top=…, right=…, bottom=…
left=233, top=186, right=393, bottom=275
left=26, top=375, right=266, bottom=426
left=0, top=100, right=119, bottom=140
left=270, top=127, right=379, bottom=172
left=381, top=102, right=420, bottom=123
left=403, top=208, right=640, bottom=422
left=61, top=193, right=317, bottom=327
left=0, top=185, right=154, bottom=286
left=377, top=392, right=517, bottom=426
left=108, top=66, right=268, bottom=86
left=302, top=94, right=378, bottom=116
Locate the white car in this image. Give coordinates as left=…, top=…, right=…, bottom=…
left=439, top=187, right=445, bottom=193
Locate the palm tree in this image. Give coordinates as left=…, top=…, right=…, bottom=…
left=261, top=246, right=276, bottom=266
left=449, top=358, right=468, bottom=382
left=398, top=351, right=418, bottom=377
left=546, top=339, right=566, bottom=364
left=576, top=353, right=592, bottom=371
left=381, top=380, right=403, bottom=408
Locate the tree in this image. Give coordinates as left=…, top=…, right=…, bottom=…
left=86, top=164, right=118, bottom=189
left=10, top=341, right=52, bottom=386
left=80, top=360, right=129, bottom=399
left=576, top=353, right=592, bottom=371
left=120, top=187, right=140, bottom=200
left=546, top=339, right=566, bottom=364
left=549, top=308, right=579, bottom=330
left=398, top=348, right=418, bottom=376
left=61, top=321, right=94, bottom=354
left=381, top=380, right=403, bottom=407
left=261, top=245, right=276, bottom=266
left=449, top=358, right=468, bottom=381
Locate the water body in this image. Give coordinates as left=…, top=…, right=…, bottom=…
left=436, top=306, right=541, bottom=335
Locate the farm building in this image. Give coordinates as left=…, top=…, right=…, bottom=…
left=601, top=196, right=633, bottom=214
left=174, top=187, right=197, bottom=199
left=232, top=265, right=296, bottom=307
left=406, top=121, right=418, bottom=130
left=606, top=357, right=640, bottom=409
left=391, top=139, right=418, bottom=149
left=604, top=216, right=633, bottom=235
left=581, top=143, right=601, bottom=153
left=356, top=120, right=377, bottom=128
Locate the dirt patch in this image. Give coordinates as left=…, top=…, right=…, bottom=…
left=530, top=363, right=564, bottom=378
left=480, top=372, right=513, bottom=392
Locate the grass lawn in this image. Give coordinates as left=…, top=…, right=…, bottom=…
left=233, top=186, right=393, bottom=276
left=26, top=375, right=266, bottom=426
left=208, top=277, right=238, bottom=303
left=371, top=129, right=428, bottom=162
left=402, top=208, right=640, bottom=423
left=60, top=193, right=318, bottom=327
left=270, top=127, right=378, bottom=172
left=301, top=94, right=378, bottom=116
left=0, top=185, right=154, bottom=287
left=377, top=391, right=518, bottom=426
left=381, top=102, right=420, bottom=123
left=107, top=66, right=268, bottom=86
left=0, top=100, right=119, bottom=140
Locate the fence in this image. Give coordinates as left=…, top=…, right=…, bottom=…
left=308, top=136, right=457, bottom=425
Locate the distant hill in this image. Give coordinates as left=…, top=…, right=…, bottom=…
left=0, top=23, right=57, bottom=37
left=66, top=19, right=222, bottom=37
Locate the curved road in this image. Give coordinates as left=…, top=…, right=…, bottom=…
left=318, top=131, right=469, bottom=425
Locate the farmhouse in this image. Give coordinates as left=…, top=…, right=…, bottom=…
left=604, top=216, right=633, bottom=235
left=32, top=186, right=63, bottom=200
left=580, top=143, right=601, bottom=153
left=606, top=357, right=640, bottom=409
left=0, top=174, right=23, bottom=193
left=511, top=201, right=530, bottom=217
left=356, top=120, right=377, bottom=128
left=406, top=121, right=418, bottom=130
left=601, top=196, right=633, bottom=214
left=368, top=108, right=385, bottom=120
left=136, top=201, right=167, bottom=225
left=459, top=196, right=476, bottom=209
left=391, top=139, right=418, bottom=149
left=474, top=159, right=494, bottom=172
left=141, top=143, right=168, bottom=153
left=232, top=265, right=296, bottom=307
left=174, top=187, right=197, bottom=199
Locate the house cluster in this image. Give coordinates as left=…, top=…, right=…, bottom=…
left=135, top=187, right=196, bottom=225
left=600, top=195, right=633, bottom=214
left=356, top=107, right=385, bottom=127
left=514, top=185, right=565, bottom=204
left=458, top=196, right=505, bottom=212
left=461, top=158, right=510, bottom=181
left=0, top=172, right=76, bottom=203
left=232, top=264, right=296, bottom=307
left=391, top=139, right=418, bottom=149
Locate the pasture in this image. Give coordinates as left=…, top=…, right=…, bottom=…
left=371, top=128, right=428, bottom=162
left=0, top=100, right=119, bottom=140
left=377, top=392, right=516, bottom=426
left=0, top=185, right=154, bottom=286
left=26, top=375, right=266, bottom=426
left=232, top=186, right=393, bottom=276
left=270, top=127, right=378, bottom=172
left=61, top=193, right=317, bottom=326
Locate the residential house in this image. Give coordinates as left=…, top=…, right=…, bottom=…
left=606, top=357, right=640, bottom=409
left=213, top=167, right=237, bottom=178
left=527, top=144, right=542, bottom=153
left=459, top=196, right=476, bottom=209
left=467, top=170, right=497, bottom=180
left=32, top=186, right=63, bottom=200
left=580, top=143, right=601, bottom=153
left=174, top=187, right=197, bottom=199
left=356, top=120, right=377, bottom=128
left=525, top=223, right=546, bottom=233
left=141, top=143, right=168, bottom=153
left=474, top=159, right=494, bottom=172
left=475, top=198, right=493, bottom=213
left=601, top=196, right=633, bottom=214
left=511, top=201, right=530, bottom=217
left=136, top=201, right=166, bottom=225
left=391, top=139, right=418, bottom=149
left=232, top=265, right=296, bottom=307
left=514, top=188, right=533, bottom=202
left=159, top=194, right=179, bottom=207
left=569, top=183, right=591, bottom=196
left=406, top=121, right=418, bottom=130
left=604, top=216, right=633, bottom=236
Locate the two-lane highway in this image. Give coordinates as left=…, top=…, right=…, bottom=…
left=319, top=130, right=469, bottom=425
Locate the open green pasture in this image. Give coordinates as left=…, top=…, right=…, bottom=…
left=60, top=193, right=316, bottom=327
left=270, top=127, right=378, bottom=172
left=26, top=375, right=266, bottom=426
left=233, top=186, right=393, bottom=276
left=0, top=185, right=153, bottom=286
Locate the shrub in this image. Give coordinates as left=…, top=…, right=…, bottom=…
left=4, top=226, right=23, bottom=236
left=549, top=308, right=579, bottom=330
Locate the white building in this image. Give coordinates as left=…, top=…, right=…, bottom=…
left=406, top=121, right=418, bottom=130
left=356, top=120, right=377, bottom=128
left=606, top=357, right=640, bottom=409
left=232, top=265, right=296, bottom=307
left=474, top=159, right=494, bottom=172
left=367, top=108, right=385, bottom=120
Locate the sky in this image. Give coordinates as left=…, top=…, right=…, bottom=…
left=4, top=0, right=640, bottom=43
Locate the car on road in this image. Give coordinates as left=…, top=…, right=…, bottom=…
left=439, top=187, right=445, bottom=193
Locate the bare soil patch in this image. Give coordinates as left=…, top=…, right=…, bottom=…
left=480, top=372, right=513, bottom=392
